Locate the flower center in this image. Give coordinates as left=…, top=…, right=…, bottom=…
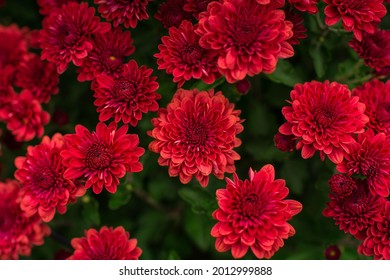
left=233, top=21, right=258, bottom=46
left=338, top=0, right=367, bottom=13
left=182, top=43, right=204, bottom=65
left=360, top=159, right=379, bottom=177
left=113, top=78, right=137, bottom=101
left=57, top=23, right=81, bottom=47
left=32, top=167, right=59, bottom=190
left=85, top=142, right=112, bottom=170
left=184, top=121, right=209, bottom=148
left=377, top=103, right=390, bottom=123
left=240, top=193, right=261, bottom=218
left=314, top=106, right=335, bottom=128
left=343, top=190, right=368, bottom=215
left=100, top=50, right=123, bottom=74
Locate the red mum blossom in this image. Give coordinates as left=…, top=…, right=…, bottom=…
left=325, top=245, right=341, bottom=260
left=328, top=174, right=357, bottom=199
left=61, top=122, right=144, bottom=194
left=14, top=134, right=86, bottom=222
left=68, top=226, right=142, bottom=260
left=37, top=0, right=81, bottom=15
left=211, top=165, right=302, bottom=259
left=0, top=179, right=50, bottom=260
left=195, top=0, right=294, bottom=83
left=93, top=60, right=160, bottom=126
left=148, top=88, right=243, bottom=187
left=77, top=28, right=135, bottom=82
left=358, top=202, right=390, bottom=259
left=349, top=30, right=390, bottom=74
left=15, top=53, right=59, bottom=104
left=155, top=0, right=192, bottom=29
left=336, top=130, right=390, bottom=197
left=324, top=0, right=386, bottom=41
left=94, top=0, right=151, bottom=29
left=40, top=2, right=111, bottom=74
left=183, top=0, right=215, bottom=19
left=284, top=6, right=308, bottom=45
left=288, top=0, right=319, bottom=14
left=323, top=179, right=385, bottom=239
left=0, top=90, right=50, bottom=142
left=155, top=20, right=220, bottom=88
left=274, top=132, right=295, bottom=152
left=352, top=79, right=390, bottom=134
left=279, top=80, right=369, bottom=164
left=0, top=24, right=28, bottom=81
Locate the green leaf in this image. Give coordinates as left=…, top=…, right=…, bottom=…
left=178, top=187, right=216, bottom=215
left=184, top=210, right=213, bottom=251
left=280, top=158, right=308, bottom=195
left=108, top=183, right=132, bottom=210
left=267, top=60, right=304, bottom=87
left=81, top=196, right=100, bottom=227
left=310, top=45, right=326, bottom=78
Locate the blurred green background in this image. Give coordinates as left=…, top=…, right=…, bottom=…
left=1, top=0, right=388, bottom=260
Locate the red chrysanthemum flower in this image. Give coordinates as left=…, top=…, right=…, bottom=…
left=195, top=0, right=294, bottom=83
left=0, top=179, right=50, bottom=260
left=284, top=6, right=308, bottom=45
left=279, top=80, right=369, bottom=164
left=183, top=0, right=215, bottom=19
left=154, top=20, right=220, bottom=88
left=336, top=130, right=390, bottom=197
left=349, top=30, right=390, bottom=74
left=358, top=201, right=390, bottom=259
left=15, top=53, right=59, bottom=104
left=323, top=179, right=385, bottom=239
left=94, top=0, right=151, bottom=29
left=325, top=245, right=341, bottom=260
left=14, top=134, right=86, bottom=222
left=37, top=0, right=81, bottom=15
left=93, top=60, right=160, bottom=126
left=328, top=174, right=357, bottom=199
left=68, top=226, right=142, bottom=260
left=77, top=28, right=135, bottom=82
left=352, top=79, right=390, bottom=134
left=40, top=2, right=111, bottom=74
left=61, top=122, right=144, bottom=194
left=211, top=165, right=302, bottom=259
left=288, top=0, right=319, bottom=14
left=0, top=90, right=50, bottom=142
left=324, top=0, right=386, bottom=41
left=155, top=0, right=192, bottom=29
left=148, top=88, right=243, bottom=187
left=0, top=24, right=28, bottom=81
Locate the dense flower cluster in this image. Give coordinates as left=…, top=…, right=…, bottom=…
left=278, top=80, right=369, bottom=164
left=14, top=134, right=86, bottom=222
left=148, top=88, right=243, bottom=187
left=195, top=0, right=294, bottom=83
left=0, top=180, right=50, bottom=259
left=211, top=165, right=302, bottom=259
left=61, top=122, right=144, bottom=194
left=68, top=226, right=142, bottom=260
